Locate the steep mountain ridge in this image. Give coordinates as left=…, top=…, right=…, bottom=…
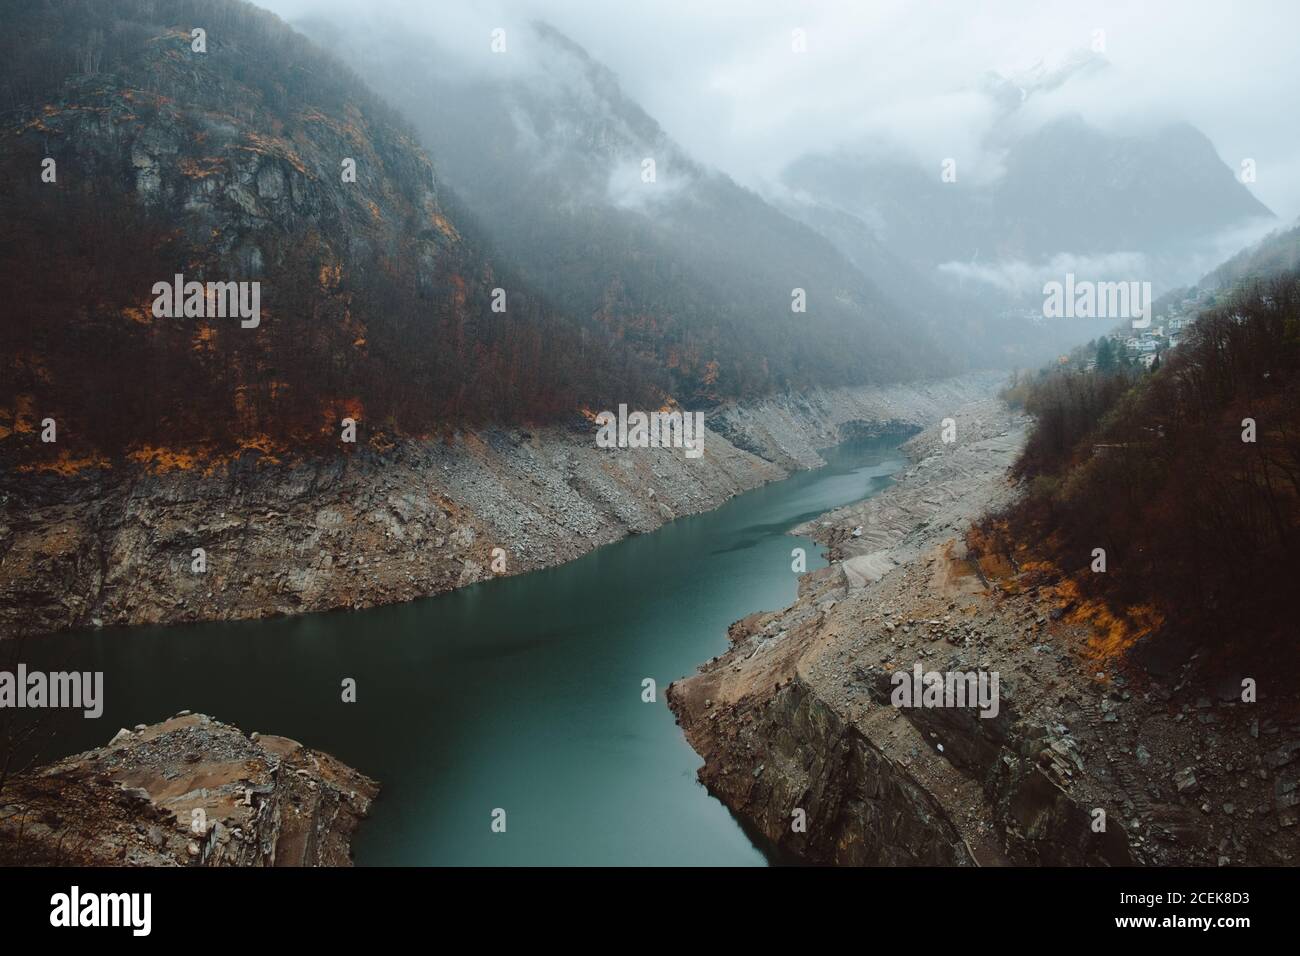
left=300, top=18, right=952, bottom=403
left=782, top=54, right=1275, bottom=316
left=0, top=0, right=982, bottom=640
left=0, top=0, right=649, bottom=468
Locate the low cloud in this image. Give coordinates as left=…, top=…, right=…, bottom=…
left=262, top=0, right=1300, bottom=218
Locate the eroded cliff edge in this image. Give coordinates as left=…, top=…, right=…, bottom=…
left=0, top=712, right=376, bottom=866
left=668, top=398, right=1300, bottom=866
left=0, top=373, right=1001, bottom=637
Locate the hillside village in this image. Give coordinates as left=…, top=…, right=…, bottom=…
left=1074, top=285, right=1221, bottom=371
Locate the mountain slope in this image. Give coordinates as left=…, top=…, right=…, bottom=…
left=982, top=264, right=1300, bottom=679
left=789, top=118, right=1271, bottom=270
left=782, top=55, right=1275, bottom=312
left=0, top=0, right=650, bottom=467
left=299, top=18, right=952, bottom=403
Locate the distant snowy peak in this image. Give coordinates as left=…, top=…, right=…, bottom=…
left=981, top=48, right=1109, bottom=111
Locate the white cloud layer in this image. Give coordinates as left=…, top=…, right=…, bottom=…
left=261, top=0, right=1300, bottom=218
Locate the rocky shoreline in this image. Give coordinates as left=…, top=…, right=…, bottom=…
left=0, top=372, right=1002, bottom=638
left=0, top=713, right=377, bottom=866
left=668, top=398, right=1300, bottom=866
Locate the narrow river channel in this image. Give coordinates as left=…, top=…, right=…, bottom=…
left=22, top=435, right=907, bottom=865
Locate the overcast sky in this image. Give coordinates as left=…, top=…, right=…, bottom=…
left=262, top=0, right=1300, bottom=220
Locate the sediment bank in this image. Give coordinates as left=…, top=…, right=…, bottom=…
left=669, top=399, right=1300, bottom=866
left=0, top=373, right=1002, bottom=637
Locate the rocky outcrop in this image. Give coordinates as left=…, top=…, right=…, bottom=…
left=670, top=400, right=1128, bottom=865
left=0, top=713, right=376, bottom=866
left=671, top=671, right=975, bottom=865
left=0, top=372, right=1003, bottom=637
left=671, top=398, right=1300, bottom=866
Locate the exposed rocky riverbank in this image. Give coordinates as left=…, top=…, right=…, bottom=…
left=668, top=398, right=1300, bottom=866
left=0, top=372, right=1002, bottom=638
left=0, top=712, right=377, bottom=865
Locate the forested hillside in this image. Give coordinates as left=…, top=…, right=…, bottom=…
left=0, top=0, right=658, bottom=467
left=976, top=271, right=1300, bottom=673
left=300, top=19, right=949, bottom=406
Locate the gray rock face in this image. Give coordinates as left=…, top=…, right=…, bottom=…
left=672, top=391, right=1300, bottom=866
left=669, top=397, right=1140, bottom=866
left=0, top=713, right=376, bottom=866
left=0, top=373, right=1001, bottom=637
left=674, top=675, right=976, bottom=866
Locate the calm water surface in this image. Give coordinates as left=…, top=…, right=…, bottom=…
left=24, top=437, right=905, bottom=865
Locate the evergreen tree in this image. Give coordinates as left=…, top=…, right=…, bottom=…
left=1096, top=336, right=1116, bottom=373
